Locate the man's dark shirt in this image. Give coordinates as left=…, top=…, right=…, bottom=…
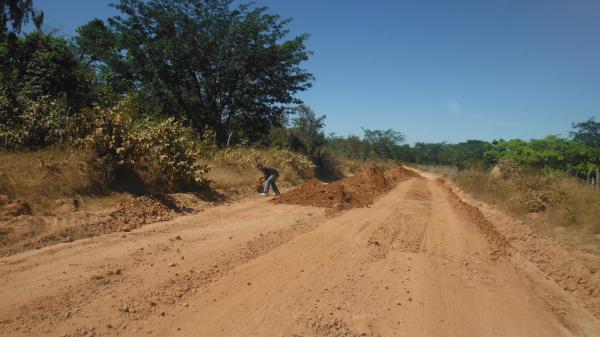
left=261, top=167, right=279, bottom=178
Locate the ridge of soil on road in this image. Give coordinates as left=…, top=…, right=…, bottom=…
left=436, top=177, right=511, bottom=259
left=441, top=176, right=600, bottom=320
left=277, top=165, right=420, bottom=210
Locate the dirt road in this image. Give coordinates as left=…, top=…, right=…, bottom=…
left=1, top=170, right=599, bottom=337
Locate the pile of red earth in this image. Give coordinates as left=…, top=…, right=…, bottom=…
left=277, top=166, right=419, bottom=210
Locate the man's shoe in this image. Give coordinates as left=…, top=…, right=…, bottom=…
left=259, top=193, right=267, bottom=196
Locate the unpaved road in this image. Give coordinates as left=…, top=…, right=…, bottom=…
left=1, top=171, right=600, bottom=337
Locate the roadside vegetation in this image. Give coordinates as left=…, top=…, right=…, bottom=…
left=456, top=161, right=599, bottom=250
left=0, top=0, right=402, bottom=218
left=415, top=120, right=600, bottom=251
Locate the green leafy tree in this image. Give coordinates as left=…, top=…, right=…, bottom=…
left=483, top=136, right=598, bottom=176
left=362, top=128, right=405, bottom=160
left=288, top=104, right=326, bottom=157
left=324, top=134, right=368, bottom=161
left=0, top=32, right=92, bottom=148
left=571, top=117, right=600, bottom=147
left=74, top=19, right=131, bottom=102
left=75, top=0, right=313, bottom=144
left=324, top=129, right=406, bottom=162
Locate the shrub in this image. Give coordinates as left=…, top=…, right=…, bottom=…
left=135, top=118, right=209, bottom=192
left=78, top=104, right=137, bottom=179
left=0, top=95, right=70, bottom=149
left=79, top=104, right=209, bottom=193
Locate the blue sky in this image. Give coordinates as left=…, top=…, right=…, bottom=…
left=34, top=0, right=600, bottom=144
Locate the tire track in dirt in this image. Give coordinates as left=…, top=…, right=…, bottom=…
left=366, top=179, right=432, bottom=261
left=146, top=178, right=421, bottom=337
left=113, top=218, right=322, bottom=323
left=16, top=221, right=321, bottom=337
left=0, top=201, right=327, bottom=337
left=417, top=172, right=600, bottom=337
left=141, top=173, right=600, bottom=337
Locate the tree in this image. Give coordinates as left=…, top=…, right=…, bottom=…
left=289, top=104, right=326, bottom=157
left=1, top=32, right=90, bottom=108
left=1, top=0, right=43, bottom=39
left=362, top=128, right=405, bottom=160
left=75, top=0, right=313, bottom=144
left=0, top=32, right=92, bottom=148
left=324, top=133, right=367, bottom=160
left=74, top=19, right=130, bottom=103
left=571, top=117, right=600, bottom=147
left=412, top=142, right=446, bottom=164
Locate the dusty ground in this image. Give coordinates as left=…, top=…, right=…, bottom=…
left=1, top=168, right=599, bottom=337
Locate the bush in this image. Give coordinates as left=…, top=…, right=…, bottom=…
left=0, top=95, right=70, bottom=149
left=79, top=103, right=209, bottom=193
left=0, top=32, right=93, bottom=150
left=78, top=104, right=136, bottom=177
left=135, top=118, right=209, bottom=192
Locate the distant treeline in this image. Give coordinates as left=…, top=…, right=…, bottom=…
left=264, top=105, right=599, bottom=178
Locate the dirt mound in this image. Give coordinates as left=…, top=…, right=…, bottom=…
left=277, top=166, right=419, bottom=209
left=92, top=195, right=180, bottom=232
left=0, top=195, right=189, bottom=257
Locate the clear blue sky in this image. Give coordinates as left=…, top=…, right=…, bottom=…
left=34, top=0, right=600, bottom=144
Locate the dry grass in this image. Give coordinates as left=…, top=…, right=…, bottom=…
left=0, top=147, right=390, bottom=214
left=453, top=168, right=600, bottom=253
left=0, top=147, right=107, bottom=213
left=206, top=165, right=261, bottom=190
left=414, top=164, right=459, bottom=177
left=203, top=147, right=317, bottom=190
left=0, top=147, right=318, bottom=213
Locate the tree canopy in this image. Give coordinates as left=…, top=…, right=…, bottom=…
left=571, top=117, right=600, bottom=148
left=1, top=0, right=43, bottom=39
left=75, top=0, right=313, bottom=144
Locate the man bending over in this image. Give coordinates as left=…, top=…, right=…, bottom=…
left=256, top=164, right=281, bottom=197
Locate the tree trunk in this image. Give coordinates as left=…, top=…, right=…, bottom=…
left=226, top=132, right=233, bottom=148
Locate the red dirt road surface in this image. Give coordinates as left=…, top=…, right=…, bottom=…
left=1, top=168, right=600, bottom=337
